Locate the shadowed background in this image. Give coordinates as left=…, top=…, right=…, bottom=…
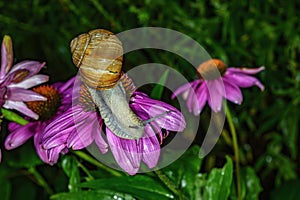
left=0, top=1, right=299, bottom=199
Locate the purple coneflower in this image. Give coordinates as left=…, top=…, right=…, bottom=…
left=41, top=74, right=186, bottom=175
left=0, top=35, right=49, bottom=119
left=172, top=59, right=265, bottom=115
left=4, top=77, right=75, bottom=165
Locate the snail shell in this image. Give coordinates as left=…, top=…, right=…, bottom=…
left=70, top=29, right=123, bottom=90
left=70, top=29, right=144, bottom=140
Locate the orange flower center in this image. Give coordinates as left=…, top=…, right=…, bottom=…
left=26, top=85, right=61, bottom=121
left=197, top=59, right=227, bottom=80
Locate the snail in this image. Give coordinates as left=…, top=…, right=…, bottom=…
left=70, top=29, right=144, bottom=140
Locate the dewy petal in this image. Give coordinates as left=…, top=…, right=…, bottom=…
left=8, top=74, right=49, bottom=89
left=223, top=79, right=243, bottom=105
left=106, top=127, right=141, bottom=175
left=141, top=125, right=160, bottom=168
left=0, top=35, right=13, bottom=80
left=6, top=87, right=47, bottom=102
left=227, top=66, right=265, bottom=75
left=5, top=122, right=36, bottom=150
left=224, top=72, right=265, bottom=91
left=3, top=100, right=39, bottom=119
left=206, top=79, right=224, bottom=112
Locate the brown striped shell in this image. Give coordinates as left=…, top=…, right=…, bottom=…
left=70, top=29, right=123, bottom=90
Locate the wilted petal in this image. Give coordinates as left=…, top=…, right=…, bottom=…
left=9, top=74, right=49, bottom=89
left=7, top=61, right=45, bottom=78
left=224, top=72, right=264, bottom=91
left=106, top=127, right=141, bottom=175
left=227, top=66, right=265, bottom=75
left=223, top=79, right=243, bottom=104
left=6, top=87, right=46, bottom=102
left=141, top=125, right=160, bottom=168
left=5, top=122, right=36, bottom=149
left=3, top=100, right=39, bottom=119
left=0, top=35, right=13, bottom=80
left=207, top=79, right=224, bottom=112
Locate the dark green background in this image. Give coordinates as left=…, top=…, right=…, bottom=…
left=0, top=1, right=299, bottom=199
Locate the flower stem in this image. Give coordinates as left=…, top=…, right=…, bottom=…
left=72, top=150, right=123, bottom=177
left=154, top=169, right=185, bottom=200
left=224, top=103, right=241, bottom=200
left=28, top=167, right=53, bottom=195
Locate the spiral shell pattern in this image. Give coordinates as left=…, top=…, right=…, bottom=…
left=70, top=29, right=123, bottom=90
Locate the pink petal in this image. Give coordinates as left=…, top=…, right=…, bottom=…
left=206, top=79, right=224, bottom=112
left=106, top=127, right=141, bottom=175
left=9, top=74, right=49, bottom=89
left=92, top=119, right=108, bottom=154
left=6, top=87, right=46, bottom=101
left=171, top=83, right=191, bottom=99
left=47, top=145, right=68, bottom=165
left=224, top=73, right=264, bottom=91
left=223, top=79, right=243, bottom=104
left=34, top=133, right=66, bottom=165
left=131, top=93, right=186, bottom=131
left=3, top=101, right=39, bottom=119
left=67, top=120, right=94, bottom=150
left=5, top=122, right=36, bottom=150
left=195, top=82, right=208, bottom=115
left=141, top=125, right=160, bottom=168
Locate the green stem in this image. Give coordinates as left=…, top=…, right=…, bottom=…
left=72, top=150, right=123, bottom=177
left=28, top=167, right=53, bottom=195
left=224, top=103, right=241, bottom=200
left=77, top=162, right=94, bottom=181
left=154, top=169, right=185, bottom=200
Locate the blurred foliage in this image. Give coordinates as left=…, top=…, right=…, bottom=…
left=0, top=0, right=299, bottom=199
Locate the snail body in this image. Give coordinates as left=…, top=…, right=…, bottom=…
left=71, top=29, right=144, bottom=139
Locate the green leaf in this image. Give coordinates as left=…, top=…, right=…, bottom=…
left=204, top=156, right=233, bottom=200
left=51, top=189, right=135, bottom=200
left=280, top=105, right=299, bottom=159
left=0, top=181, right=11, bottom=200
left=1, top=108, right=28, bottom=125
left=150, top=69, right=169, bottom=99
left=161, top=145, right=202, bottom=199
left=7, top=141, right=43, bottom=168
left=240, top=167, right=262, bottom=200
left=61, top=156, right=81, bottom=192
left=79, top=175, right=174, bottom=200
left=0, top=164, right=12, bottom=200
left=270, top=179, right=300, bottom=200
